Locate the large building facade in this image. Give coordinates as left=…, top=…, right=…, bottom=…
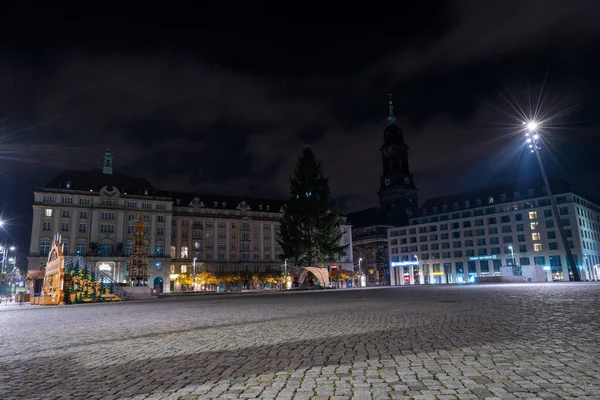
left=388, top=179, right=600, bottom=285
left=27, top=151, right=354, bottom=292
left=346, top=95, right=418, bottom=285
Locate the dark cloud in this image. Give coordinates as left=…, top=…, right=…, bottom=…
left=2, top=2, right=600, bottom=258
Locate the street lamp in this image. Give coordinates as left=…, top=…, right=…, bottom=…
left=508, top=246, right=515, bottom=266
left=193, top=257, right=197, bottom=291
left=525, top=121, right=580, bottom=281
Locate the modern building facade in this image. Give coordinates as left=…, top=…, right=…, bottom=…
left=27, top=151, right=354, bottom=292
left=347, top=95, right=418, bottom=285
left=388, top=178, right=600, bottom=285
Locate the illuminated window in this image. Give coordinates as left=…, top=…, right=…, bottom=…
left=181, top=265, right=187, bottom=273
left=170, top=246, right=176, bottom=259
left=180, top=246, right=189, bottom=259
left=530, top=222, right=538, bottom=230
left=45, top=209, right=53, bottom=217
left=170, top=265, right=175, bottom=273
left=529, top=211, right=537, bottom=219
left=534, top=243, right=543, bottom=252
left=532, top=233, right=541, bottom=241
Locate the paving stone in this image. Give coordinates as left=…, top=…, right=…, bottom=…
left=0, top=283, right=599, bottom=399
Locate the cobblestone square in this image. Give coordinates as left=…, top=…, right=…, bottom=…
left=1, top=283, right=599, bottom=399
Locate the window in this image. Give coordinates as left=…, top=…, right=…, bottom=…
left=515, top=213, right=522, bottom=221
left=45, top=209, right=53, bottom=217
left=519, top=244, right=527, bottom=253
left=520, top=257, right=531, bottom=266
left=503, top=236, right=513, bottom=243
left=181, top=265, right=187, bottom=273
left=559, top=207, right=568, bottom=215
left=534, top=256, right=545, bottom=265
left=100, top=224, right=115, bottom=233
left=501, top=226, right=512, bottom=233
left=490, top=237, right=499, bottom=245
left=561, top=218, right=570, bottom=226
left=463, top=221, right=472, bottom=228
left=170, top=246, right=176, bottom=259
left=218, top=221, right=226, bottom=229
left=156, top=244, right=164, bottom=257
left=534, top=243, right=543, bottom=252
left=547, top=231, right=556, bottom=239
left=79, top=198, right=90, bottom=205
left=501, top=215, right=510, bottom=223
left=61, top=222, right=69, bottom=232
left=142, top=202, right=152, bottom=209
left=76, top=242, right=86, bottom=256
left=40, top=241, right=51, bottom=256
left=61, top=210, right=70, bottom=218
left=529, top=211, right=537, bottom=219
left=516, top=224, right=524, bottom=232
left=156, top=203, right=166, bottom=210
left=43, top=195, right=56, bottom=203
left=101, top=242, right=112, bottom=256
left=532, top=233, right=541, bottom=240
left=79, top=222, right=86, bottom=232
left=61, top=197, right=73, bottom=204
left=102, top=199, right=116, bottom=206
left=530, top=222, right=538, bottom=230
left=180, top=246, right=189, bottom=259
left=548, top=242, right=558, bottom=250
left=157, top=226, right=164, bottom=235
left=488, top=196, right=494, bottom=204
left=230, top=253, right=237, bottom=260
left=518, top=234, right=526, bottom=242
left=488, top=227, right=498, bottom=235
left=43, top=221, right=51, bottom=231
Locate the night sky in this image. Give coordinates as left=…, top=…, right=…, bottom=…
left=1, top=2, right=600, bottom=266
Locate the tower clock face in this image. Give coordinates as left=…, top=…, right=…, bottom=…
left=404, top=177, right=410, bottom=185
left=384, top=178, right=391, bottom=186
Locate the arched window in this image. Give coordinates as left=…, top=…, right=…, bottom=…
left=181, top=246, right=188, bottom=259
left=40, top=241, right=51, bottom=256
left=125, top=242, right=132, bottom=256
left=156, top=244, right=164, bottom=257
left=101, top=242, right=112, bottom=257
left=76, top=242, right=86, bottom=256
left=170, top=246, right=176, bottom=259
left=62, top=242, right=69, bottom=256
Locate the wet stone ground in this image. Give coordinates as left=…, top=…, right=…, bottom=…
left=1, top=283, right=599, bottom=399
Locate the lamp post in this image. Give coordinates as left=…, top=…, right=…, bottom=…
left=508, top=245, right=515, bottom=266
left=193, top=257, right=197, bottom=292
left=525, top=121, right=580, bottom=281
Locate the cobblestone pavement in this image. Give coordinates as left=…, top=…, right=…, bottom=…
left=1, top=283, right=599, bottom=400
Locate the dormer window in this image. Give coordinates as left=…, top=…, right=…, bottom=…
left=144, top=188, right=149, bottom=195
left=176, top=199, right=181, bottom=205
left=214, top=201, right=218, bottom=207
left=259, top=205, right=263, bottom=210
left=222, top=202, right=226, bottom=208
left=65, top=181, right=71, bottom=189
left=266, top=205, right=270, bottom=211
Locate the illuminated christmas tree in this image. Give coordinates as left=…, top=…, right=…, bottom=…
left=127, top=217, right=149, bottom=286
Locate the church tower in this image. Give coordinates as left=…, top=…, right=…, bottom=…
left=378, top=94, right=418, bottom=225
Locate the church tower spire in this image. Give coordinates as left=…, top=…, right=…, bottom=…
left=378, top=94, right=418, bottom=225
left=387, top=93, right=396, bottom=125
left=102, top=149, right=113, bottom=175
